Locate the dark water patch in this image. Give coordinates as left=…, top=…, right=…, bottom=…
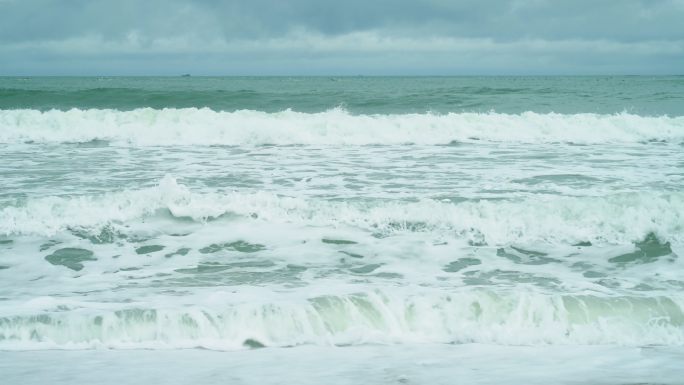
left=199, top=241, right=266, bottom=254
left=120, top=267, right=141, bottom=272
left=597, top=279, right=622, bottom=289
left=383, top=221, right=434, bottom=233
left=583, top=271, right=608, bottom=278
left=510, top=246, right=548, bottom=257
left=349, top=264, right=381, bottom=274
left=514, top=247, right=560, bottom=264
left=175, top=264, right=233, bottom=274
left=39, top=240, right=61, bottom=252
left=572, top=262, right=595, bottom=270
left=75, top=140, right=109, bottom=148
left=45, top=248, right=96, bottom=271
left=243, top=339, right=266, bottom=349
left=443, top=258, right=482, bottom=272
left=512, top=174, right=602, bottom=186
left=135, top=245, right=165, bottom=255
left=165, top=248, right=191, bottom=258
left=609, top=234, right=673, bottom=264
left=158, top=267, right=305, bottom=287
left=0, top=240, right=13, bottom=245
left=322, top=239, right=357, bottom=245
left=523, top=257, right=562, bottom=265
left=497, top=247, right=559, bottom=265
left=461, top=276, right=489, bottom=286
left=175, top=261, right=275, bottom=275
left=665, top=280, right=684, bottom=288
left=71, top=228, right=127, bottom=244
left=344, top=184, right=364, bottom=190
left=0, top=266, right=9, bottom=270
left=374, top=272, right=403, bottom=279
left=573, top=241, right=593, bottom=247
left=633, top=284, right=656, bottom=291
left=471, top=86, right=526, bottom=95
left=339, top=251, right=364, bottom=259
left=230, top=261, right=276, bottom=269
left=127, top=236, right=153, bottom=244
left=497, top=248, right=521, bottom=263
left=463, top=269, right=561, bottom=288
left=287, top=264, right=308, bottom=272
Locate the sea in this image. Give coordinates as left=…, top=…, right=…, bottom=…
left=1, top=76, right=683, bottom=384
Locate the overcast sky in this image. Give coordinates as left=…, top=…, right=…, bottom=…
left=1, top=0, right=683, bottom=75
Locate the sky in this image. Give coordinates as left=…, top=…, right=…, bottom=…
left=1, top=0, right=683, bottom=75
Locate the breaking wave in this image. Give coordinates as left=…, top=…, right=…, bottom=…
left=1, top=108, right=683, bottom=145
left=1, top=291, right=682, bottom=350
left=2, top=175, right=683, bottom=246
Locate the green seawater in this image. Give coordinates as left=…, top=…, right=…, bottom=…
left=2, top=76, right=683, bottom=116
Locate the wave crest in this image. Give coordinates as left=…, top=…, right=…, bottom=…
left=1, top=108, right=683, bottom=145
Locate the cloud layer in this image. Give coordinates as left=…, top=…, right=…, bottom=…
left=1, top=0, right=683, bottom=75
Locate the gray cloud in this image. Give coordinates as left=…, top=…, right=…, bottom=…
left=1, top=0, right=683, bottom=74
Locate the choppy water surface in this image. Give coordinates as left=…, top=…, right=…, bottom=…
left=1, top=76, right=684, bottom=383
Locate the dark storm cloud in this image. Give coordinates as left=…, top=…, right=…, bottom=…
left=196, top=0, right=684, bottom=42
left=3, top=0, right=684, bottom=42
left=0, top=0, right=683, bottom=75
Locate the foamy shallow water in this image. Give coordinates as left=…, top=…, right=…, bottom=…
left=1, top=76, right=684, bottom=382
left=2, top=345, right=683, bottom=385
left=2, top=141, right=683, bottom=349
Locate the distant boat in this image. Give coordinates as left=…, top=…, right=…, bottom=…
left=181, top=74, right=191, bottom=77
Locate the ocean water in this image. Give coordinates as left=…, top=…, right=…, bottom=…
left=1, top=76, right=684, bottom=384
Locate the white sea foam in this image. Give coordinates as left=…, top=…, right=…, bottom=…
left=1, top=291, right=682, bottom=349
left=2, top=175, right=683, bottom=245
left=1, top=108, right=683, bottom=145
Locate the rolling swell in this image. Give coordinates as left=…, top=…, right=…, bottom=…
left=0, top=88, right=281, bottom=112
left=1, top=108, right=683, bottom=145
